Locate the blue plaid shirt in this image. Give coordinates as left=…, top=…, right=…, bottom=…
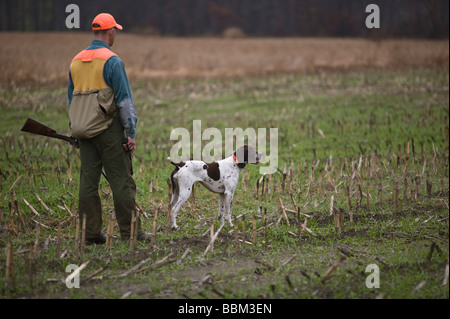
left=68, top=40, right=137, bottom=138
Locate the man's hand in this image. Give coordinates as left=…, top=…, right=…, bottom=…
left=123, top=136, right=136, bottom=152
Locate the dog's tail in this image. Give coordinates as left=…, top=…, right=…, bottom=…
left=167, top=157, right=185, bottom=168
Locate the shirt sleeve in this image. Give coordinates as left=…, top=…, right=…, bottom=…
left=104, top=56, right=137, bottom=138
left=67, top=69, right=74, bottom=130
left=68, top=69, right=74, bottom=108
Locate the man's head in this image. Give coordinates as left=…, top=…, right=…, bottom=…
left=91, top=13, right=123, bottom=47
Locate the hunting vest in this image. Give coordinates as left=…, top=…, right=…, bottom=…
left=69, top=47, right=118, bottom=139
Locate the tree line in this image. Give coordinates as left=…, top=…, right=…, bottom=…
left=0, top=0, right=448, bottom=38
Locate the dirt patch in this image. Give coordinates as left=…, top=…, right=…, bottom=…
left=168, top=236, right=210, bottom=251
left=341, top=228, right=369, bottom=237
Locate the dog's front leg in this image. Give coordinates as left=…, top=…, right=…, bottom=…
left=218, top=193, right=226, bottom=223
left=224, top=192, right=234, bottom=227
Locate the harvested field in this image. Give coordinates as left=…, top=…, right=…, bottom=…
left=0, top=32, right=448, bottom=305
left=0, top=32, right=448, bottom=85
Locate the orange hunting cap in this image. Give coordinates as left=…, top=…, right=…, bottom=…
left=92, top=13, right=123, bottom=31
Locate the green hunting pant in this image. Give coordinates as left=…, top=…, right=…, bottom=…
left=78, top=117, right=141, bottom=240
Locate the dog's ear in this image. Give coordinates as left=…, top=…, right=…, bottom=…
left=236, top=145, right=258, bottom=164
left=235, top=145, right=245, bottom=163
left=243, top=145, right=249, bottom=162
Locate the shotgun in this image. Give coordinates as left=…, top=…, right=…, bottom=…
left=20, top=118, right=133, bottom=177
left=20, top=117, right=79, bottom=148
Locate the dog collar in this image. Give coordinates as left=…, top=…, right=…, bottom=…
left=232, top=152, right=247, bottom=169
left=232, top=154, right=239, bottom=165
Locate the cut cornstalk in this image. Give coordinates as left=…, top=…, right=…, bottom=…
left=278, top=197, right=290, bottom=226
left=34, top=193, right=54, bottom=214
left=252, top=215, right=257, bottom=244
left=322, top=255, right=347, bottom=283
left=119, top=257, right=152, bottom=278
left=65, top=261, right=90, bottom=285
left=204, top=222, right=225, bottom=257
left=275, top=254, right=297, bottom=272
left=80, top=214, right=86, bottom=256
left=151, top=208, right=158, bottom=245
left=5, top=240, right=15, bottom=290
left=12, top=191, right=26, bottom=230
left=177, top=247, right=191, bottom=265
left=105, top=217, right=114, bottom=250
left=56, top=223, right=61, bottom=257
left=234, top=216, right=239, bottom=250
left=22, top=198, right=40, bottom=216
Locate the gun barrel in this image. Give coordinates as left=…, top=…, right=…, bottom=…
left=20, top=117, right=79, bottom=147
left=20, top=117, right=57, bottom=137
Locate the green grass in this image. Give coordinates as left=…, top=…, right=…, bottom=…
left=0, top=67, right=448, bottom=299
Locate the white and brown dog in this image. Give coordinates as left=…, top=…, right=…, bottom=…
left=167, top=145, right=263, bottom=229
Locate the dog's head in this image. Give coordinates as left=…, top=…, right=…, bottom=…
left=234, top=145, right=263, bottom=166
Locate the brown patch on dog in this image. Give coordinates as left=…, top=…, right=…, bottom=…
left=206, top=162, right=220, bottom=181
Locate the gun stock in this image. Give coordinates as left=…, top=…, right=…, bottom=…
left=20, top=118, right=79, bottom=148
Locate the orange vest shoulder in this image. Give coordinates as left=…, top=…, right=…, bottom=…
left=72, top=47, right=118, bottom=63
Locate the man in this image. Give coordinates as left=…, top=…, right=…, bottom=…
left=68, top=13, right=149, bottom=243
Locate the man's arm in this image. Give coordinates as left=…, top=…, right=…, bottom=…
left=67, top=70, right=74, bottom=130
left=68, top=70, right=74, bottom=108
left=104, top=56, right=137, bottom=140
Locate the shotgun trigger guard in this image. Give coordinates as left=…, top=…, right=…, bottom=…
left=71, top=137, right=79, bottom=148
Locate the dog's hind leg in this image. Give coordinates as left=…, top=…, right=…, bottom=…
left=169, top=169, right=180, bottom=207
left=169, top=180, right=194, bottom=230
left=170, top=181, right=180, bottom=208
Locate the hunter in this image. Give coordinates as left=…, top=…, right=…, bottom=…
left=68, top=13, right=150, bottom=243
